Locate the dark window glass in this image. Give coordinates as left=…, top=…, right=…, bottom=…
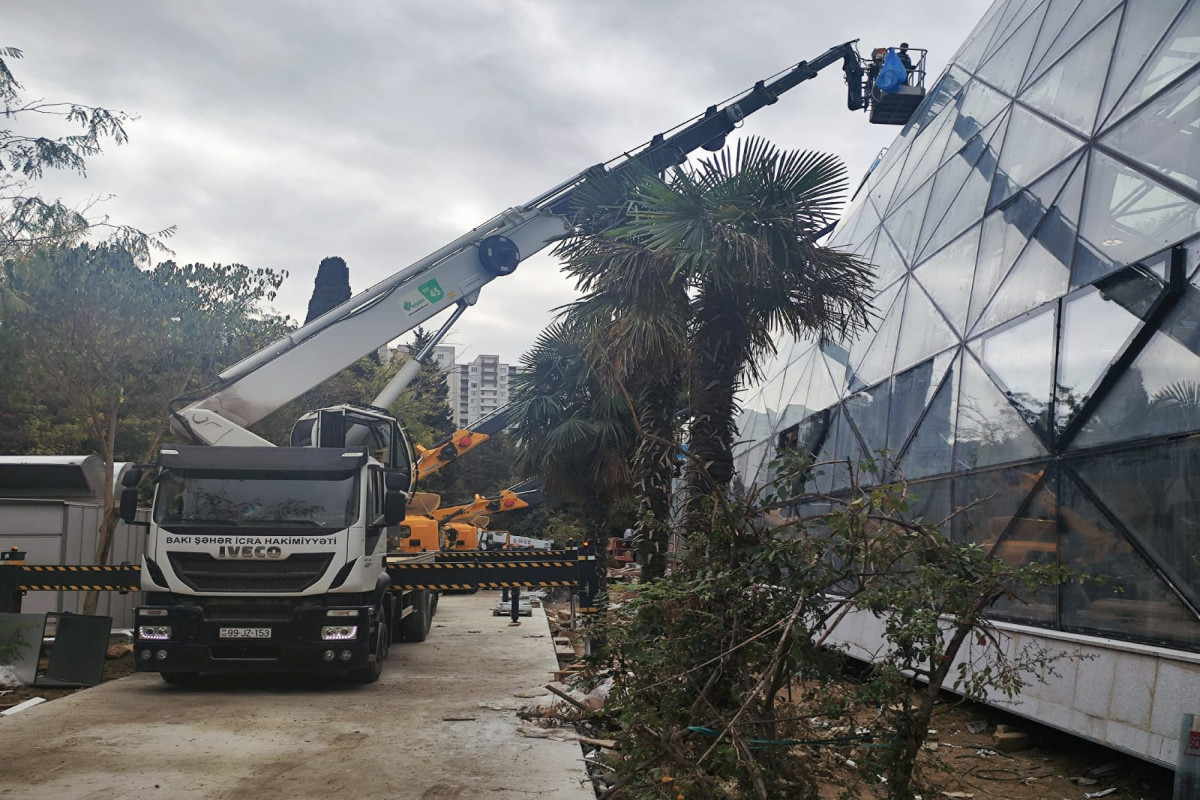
left=953, top=463, right=1047, bottom=549
left=1059, top=470, right=1200, bottom=647
left=1074, top=439, right=1200, bottom=614
left=905, top=478, right=952, bottom=529
left=988, top=477, right=1058, bottom=625
left=844, top=380, right=891, bottom=460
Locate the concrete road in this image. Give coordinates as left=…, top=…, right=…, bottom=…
left=0, top=593, right=595, bottom=800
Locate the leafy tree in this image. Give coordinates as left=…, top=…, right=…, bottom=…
left=0, top=244, right=289, bottom=612
left=0, top=46, right=171, bottom=262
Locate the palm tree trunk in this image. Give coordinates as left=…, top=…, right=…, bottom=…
left=631, top=376, right=679, bottom=580
left=684, top=294, right=751, bottom=546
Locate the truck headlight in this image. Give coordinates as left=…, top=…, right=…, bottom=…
left=139, top=625, right=171, bottom=640
left=321, top=625, right=358, bottom=641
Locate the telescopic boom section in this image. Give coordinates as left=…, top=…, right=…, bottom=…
left=170, top=42, right=864, bottom=449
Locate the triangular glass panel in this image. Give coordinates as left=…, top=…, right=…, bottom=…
left=967, top=194, right=1045, bottom=333
left=889, top=348, right=956, bottom=454
left=830, top=193, right=881, bottom=252
left=1055, top=267, right=1163, bottom=433
left=884, top=179, right=934, bottom=266
left=954, top=351, right=1050, bottom=471
left=894, top=280, right=959, bottom=375
left=897, top=351, right=960, bottom=480
left=1074, top=438, right=1200, bottom=616
left=916, top=110, right=1009, bottom=259
left=941, top=79, right=1012, bottom=161
left=818, top=338, right=853, bottom=401
left=1071, top=281, right=1200, bottom=449
left=952, top=462, right=1049, bottom=549
left=830, top=400, right=868, bottom=490
left=974, top=235, right=1070, bottom=335
left=895, top=66, right=971, bottom=150
left=983, top=0, right=1048, bottom=64
left=988, top=476, right=1058, bottom=625
left=775, top=348, right=818, bottom=434
left=811, top=406, right=842, bottom=493
left=871, top=228, right=908, bottom=289
left=920, top=120, right=1010, bottom=262
left=977, top=2, right=1049, bottom=97
left=1020, top=10, right=1120, bottom=136
left=1059, top=470, right=1200, bottom=646
left=850, top=280, right=906, bottom=389
left=1102, top=68, right=1200, bottom=194
left=973, top=155, right=1083, bottom=332
left=867, top=155, right=909, bottom=220
left=1024, top=0, right=1122, bottom=90
left=1021, top=0, right=1087, bottom=89
left=1104, top=1, right=1200, bottom=131
left=953, top=1, right=1016, bottom=73
left=914, top=224, right=980, bottom=337
left=972, top=306, right=1057, bottom=437
left=987, top=104, right=1085, bottom=211
left=844, top=379, right=891, bottom=459
left=1073, top=150, right=1200, bottom=287
left=889, top=110, right=962, bottom=215
left=1097, top=0, right=1191, bottom=127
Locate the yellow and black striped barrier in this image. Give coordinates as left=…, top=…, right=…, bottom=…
left=0, top=543, right=602, bottom=613
left=0, top=558, right=142, bottom=612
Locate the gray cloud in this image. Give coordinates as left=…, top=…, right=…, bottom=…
left=7, top=0, right=991, bottom=365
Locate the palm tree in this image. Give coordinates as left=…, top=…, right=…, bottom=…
left=592, top=137, right=875, bottom=543
left=554, top=171, right=690, bottom=580
left=507, top=321, right=636, bottom=570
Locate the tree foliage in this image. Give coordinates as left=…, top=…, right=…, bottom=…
left=0, top=244, right=290, bottom=611
left=0, top=46, right=172, bottom=262
left=591, top=451, right=1070, bottom=799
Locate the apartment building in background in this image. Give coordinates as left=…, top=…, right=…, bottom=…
left=434, top=346, right=518, bottom=428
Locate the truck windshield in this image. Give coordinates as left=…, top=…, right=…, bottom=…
left=153, top=470, right=360, bottom=530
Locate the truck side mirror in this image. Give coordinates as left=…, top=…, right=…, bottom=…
left=119, top=487, right=139, bottom=523
left=121, top=466, right=143, bottom=488
left=382, top=491, right=406, bottom=528
left=384, top=467, right=411, bottom=492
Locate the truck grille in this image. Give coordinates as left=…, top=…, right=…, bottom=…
left=167, top=552, right=334, bottom=593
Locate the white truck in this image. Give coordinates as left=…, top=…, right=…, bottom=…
left=122, top=41, right=880, bottom=684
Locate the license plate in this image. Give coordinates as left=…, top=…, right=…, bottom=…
left=218, top=627, right=272, bottom=639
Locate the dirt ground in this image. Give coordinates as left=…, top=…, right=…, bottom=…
left=546, top=582, right=1177, bottom=800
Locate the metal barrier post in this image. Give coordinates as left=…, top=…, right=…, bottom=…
left=0, top=547, right=27, bottom=614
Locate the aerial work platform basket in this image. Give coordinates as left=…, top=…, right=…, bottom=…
left=863, top=44, right=927, bottom=126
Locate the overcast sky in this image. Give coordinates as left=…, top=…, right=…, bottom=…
left=8, top=0, right=990, bottom=366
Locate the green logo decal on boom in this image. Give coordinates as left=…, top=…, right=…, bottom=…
left=418, top=279, right=445, bottom=304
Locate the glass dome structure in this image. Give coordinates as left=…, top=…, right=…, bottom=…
left=735, top=0, right=1200, bottom=653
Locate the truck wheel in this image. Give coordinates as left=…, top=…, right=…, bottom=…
left=429, top=591, right=440, bottom=617
left=399, top=589, right=431, bottom=643
left=350, top=603, right=387, bottom=684
left=160, top=672, right=199, bottom=686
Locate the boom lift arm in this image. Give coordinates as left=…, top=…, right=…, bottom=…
left=169, top=42, right=869, bottom=450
